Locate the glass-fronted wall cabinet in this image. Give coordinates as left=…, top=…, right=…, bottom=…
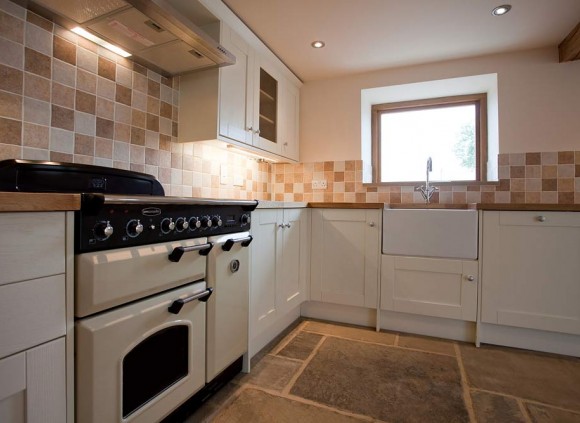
left=258, top=68, right=278, bottom=144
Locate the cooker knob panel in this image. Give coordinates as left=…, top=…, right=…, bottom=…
left=161, top=218, right=175, bottom=234
left=175, top=217, right=189, bottom=232
left=188, top=217, right=201, bottom=230
left=94, top=221, right=114, bottom=240
left=211, top=215, right=223, bottom=228
left=126, top=219, right=144, bottom=238
left=201, top=216, right=212, bottom=228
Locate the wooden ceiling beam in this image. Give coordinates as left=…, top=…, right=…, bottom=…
left=559, top=22, right=580, bottom=62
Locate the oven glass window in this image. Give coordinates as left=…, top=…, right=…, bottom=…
left=123, top=325, right=189, bottom=418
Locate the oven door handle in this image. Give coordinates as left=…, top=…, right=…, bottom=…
left=168, top=242, right=213, bottom=262
left=168, top=287, right=213, bottom=314
left=222, top=235, right=253, bottom=251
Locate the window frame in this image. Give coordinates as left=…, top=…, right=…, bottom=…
left=371, top=93, right=488, bottom=184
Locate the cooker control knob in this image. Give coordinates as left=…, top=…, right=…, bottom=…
left=161, top=218, right=175, bottom=233
left=188, top=217, right=201, bottom=229
left=175, top=217, right=188, bottom=232
left=201, top=216, right=212, bottom=228
left=94, top=221, right=114, bottom=240
left=126, top=219, right=143, bottom=237
left=211, top=216, right=223, bottom=228
left=240, top=214, right=251, bottom=225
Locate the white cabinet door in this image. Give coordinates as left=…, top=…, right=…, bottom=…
left=278, top=209, right=309, bottom=314
left=250, top=209, right=282, bottom=339
left=0, top=338, right=66, bottom=423
left=481, top=211, right=580, bottom=335
left=218, top=24, right=254, bottom=145
left=252, top=57, right=283, bottom=155
left=311, top=209, right=380, bottom=308
left=279, top=81, right=299, bottom=161
left=381, top=256, right=478, bottom=321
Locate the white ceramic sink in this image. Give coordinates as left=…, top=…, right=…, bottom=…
left=382, top=208, right=478, bottom=259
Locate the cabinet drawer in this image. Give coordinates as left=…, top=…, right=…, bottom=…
left=0, top=212, right=65, bottom=286
left=499, top=211, right=580, bottom=227
left=0, top=275, right=66, bottom=359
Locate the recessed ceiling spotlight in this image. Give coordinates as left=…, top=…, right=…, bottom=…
left=311, top=40, right=325, bottom=49
left=492, top=4, right=512, bottom=16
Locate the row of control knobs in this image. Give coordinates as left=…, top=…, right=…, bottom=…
left=93, top=214, right=251, bottom=241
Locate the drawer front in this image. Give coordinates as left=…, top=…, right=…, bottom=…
left=0, top=275, right=66, bottom=359
left=498, top=211, right=580, bottom=227
left=0, top=212, right=65, bottom=286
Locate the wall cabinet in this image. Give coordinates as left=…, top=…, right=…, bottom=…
left=179, top=23, right=300, bottom=161
left=310, top=209, right=380, bottom=309
left=0, top=212, right=70, bottom=422
left=249, top=208, right=310, bottom=355
left=381, top=256, right=478, bottom=321
left=481, top=211, right=580, bottom=335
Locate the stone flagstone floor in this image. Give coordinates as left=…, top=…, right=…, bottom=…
left=185, top=319, right=580, bottom=423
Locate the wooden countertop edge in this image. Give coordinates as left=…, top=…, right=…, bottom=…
left=307, top=202, right=384, bottom=209
left=0, top=192, right=81, bottom=212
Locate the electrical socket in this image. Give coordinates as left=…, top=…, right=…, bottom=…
left=312, top=180, right=328, bottom=189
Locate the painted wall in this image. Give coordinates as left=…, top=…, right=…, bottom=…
left=300, top=47, right=580, bottom=162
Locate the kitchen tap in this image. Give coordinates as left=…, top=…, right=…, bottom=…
left=415, top=157, right=439, bottom=203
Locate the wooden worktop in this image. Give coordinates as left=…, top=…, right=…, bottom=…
left=308, top=202, right=384, bottom=209
left=0, top=192, right=81, bottom=212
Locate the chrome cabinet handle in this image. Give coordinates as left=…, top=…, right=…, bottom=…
left=278, top=223, right=285, bottom=228
left=247, top=126, right=253, bottom=132
left=168, top=242, right=213, bottom=262
left=369, top=222, right=375, bottom=227
left=222, top=235, right=253, bottom=251
left=285, top=223, right=292, bottom=228
left=466, top=275, right=475, bottom=282
left=536, top=215, right=546, bottom=222
left=168, top=288, right=213, bottom=314
left=255, top=129, right=261, bottom=135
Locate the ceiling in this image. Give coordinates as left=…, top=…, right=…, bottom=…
left=222, top=0, right=580, bottom=82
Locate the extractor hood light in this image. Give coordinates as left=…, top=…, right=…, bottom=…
left=491, top=4, right=511, bottom=16
left=311, top=40, right=325, bottom=49
left=71, top=27, right=132, bottom=58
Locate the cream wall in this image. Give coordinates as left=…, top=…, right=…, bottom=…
left=299, top=47, right=580, bottom=162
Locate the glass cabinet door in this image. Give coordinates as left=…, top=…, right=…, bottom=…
left=258, top=68, right=278, bottom=143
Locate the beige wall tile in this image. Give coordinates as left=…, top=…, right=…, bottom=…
left=0, top=37, right=23, bottom=69
left=24, top=72, right=50, bottom=101
left=25, top=23, right=51, bottom=56
left=0, top=90, right=22, bottom=119
left=0, top=9, right=24, bottom=43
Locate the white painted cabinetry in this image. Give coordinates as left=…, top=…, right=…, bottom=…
left=179, top=22, right=300, bottom=161
left=0, top=212, right=71, bottom=423
left=249, top=208, right=310, bottom=356
left=481, top=211, right=580, bottom=335
left=381, top=256, right=478, bottom=321
left=310, top=209, right=380, bottom=308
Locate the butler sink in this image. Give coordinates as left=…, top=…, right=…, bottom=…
left=382, top=207, right=478, bottom=259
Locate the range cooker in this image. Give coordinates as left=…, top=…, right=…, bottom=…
left=0, top=159, right=257, bottom=422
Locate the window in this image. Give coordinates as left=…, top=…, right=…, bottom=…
left=371, top=94, right=487, bottom=183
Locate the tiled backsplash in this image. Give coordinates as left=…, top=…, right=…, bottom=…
left=0, top=1, right=269, bottom=200
left=271, top=151, right=580, bottom=204
left=0, top=2, right=578, bottom=204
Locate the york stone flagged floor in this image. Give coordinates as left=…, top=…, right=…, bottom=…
left=185, top=319, right=580, bottom=423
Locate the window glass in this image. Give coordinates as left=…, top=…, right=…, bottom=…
left=380, top=104, right=476, bottom=183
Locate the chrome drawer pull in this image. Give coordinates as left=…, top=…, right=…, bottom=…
left=222, top=235, right=253, bottom=251
left=168, top=242, right=213, bottom=262
left=536, top=215, right=546, bottom=222
left=168, top=287, right=213, bottom=314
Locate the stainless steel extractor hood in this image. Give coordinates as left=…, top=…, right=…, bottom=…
left=18, top=0, right=235, bottom=76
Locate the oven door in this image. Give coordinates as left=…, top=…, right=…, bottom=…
left=76, top=281, right=210, bottom=423
left=206, top=232, right=251, bottom=382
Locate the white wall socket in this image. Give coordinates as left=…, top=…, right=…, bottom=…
left=312, top=180, right=328, bottom=189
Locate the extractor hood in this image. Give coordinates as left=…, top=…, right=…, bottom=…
left=18, top=0, right=235, bottom=76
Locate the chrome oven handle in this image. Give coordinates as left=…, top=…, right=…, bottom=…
left=221, top=235, right=253, bottom=251
left=168, top=287, right=213, bottom=314
left=168, top=242, right=213, bottom=262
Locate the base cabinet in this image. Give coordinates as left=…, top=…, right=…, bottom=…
left=249, top=208, right=310, bottom=356
left=310, top=209, right=380, bottom=309
left=381, top=255, right=478, bottom=321
left=0, top=338, right=66, bottom=423
left=481, top=211, right=580, bottom=335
